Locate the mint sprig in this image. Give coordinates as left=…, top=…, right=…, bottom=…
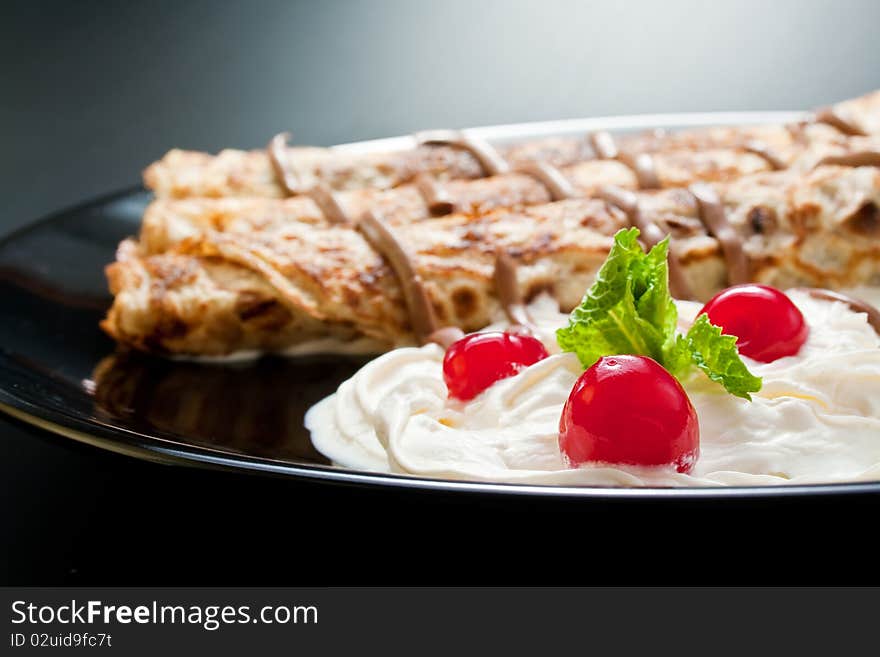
left=556, top=228, right=762, bottom=400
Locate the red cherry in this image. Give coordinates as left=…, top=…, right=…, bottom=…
left=559, top=355, right=699, bottom=473
left=443, top=331, right=550, bottom=400
left=698, top=284, right=808, bottom=363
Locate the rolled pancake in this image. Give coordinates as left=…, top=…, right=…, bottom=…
left=103, top=165, right=880, bottom=356
left=142, top=90, right=880, bottom=199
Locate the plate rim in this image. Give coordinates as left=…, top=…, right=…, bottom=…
left=5, top=391, right=880, bottom=498
left=332, top=110, right=805, bottom=154
left=3, top=109, right=880, bottom=499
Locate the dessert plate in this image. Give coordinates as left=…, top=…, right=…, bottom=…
left=3, top=110, right=879, bottom=497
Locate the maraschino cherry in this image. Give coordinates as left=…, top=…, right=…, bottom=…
left=559, top=355, right=699, bottom=473
left=443, top=332, right=549, bottom=401
left=699, top=284, right=808, bottom=362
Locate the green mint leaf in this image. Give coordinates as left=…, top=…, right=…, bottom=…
left=662, top=333, right=696, bottom=381
left=556, top=227, right=762, bottom=401
left=561, top=227, right=642, bottom=327
left=684, top=314, right=763, bottom=400
left=556, top=228, right=668, bottom=368
left=634, top=237, right=679, bottom=341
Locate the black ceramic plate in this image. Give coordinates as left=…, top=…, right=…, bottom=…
left=3, top=114, right=880, bottom=498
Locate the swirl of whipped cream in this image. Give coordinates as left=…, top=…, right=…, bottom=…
left=306, top=290, right=880, bottom=486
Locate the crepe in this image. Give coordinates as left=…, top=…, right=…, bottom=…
left=142, top=90, right=880, bottom=199
left=102, top=164, right=880, bottom=356
left=139, top=127, right=880, bottom=257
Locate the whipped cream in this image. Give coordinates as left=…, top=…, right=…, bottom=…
left=306, top=289, right=880, bottom=486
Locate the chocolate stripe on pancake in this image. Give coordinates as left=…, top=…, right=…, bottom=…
left=589, top=130, right=619, bottom=160
left=515, top=161, right=576, bottom=200
left=493, top=251, right=536, bottom=334
left=416, top=130, right=510, bottom=176
left=813, top=151, right=880, bottom=168
left=414, top=173, right=457, bottom=216
left=793, top=288, right=880, bottom=335
left=358, top=211, right=462, bottom=347
left=267, top=133, right=301, bottom=196
left=743, top=140, right=787, bottom=170
left=307, top=184, right=350, bottom=224
left=589, top=131, right=660, bottom=189
left=597, top=185, right=694, bottom=300
left=786, top=121, right=811, bottom=146
left=814, top=107, right=869, bottom=137
left=689, top=183, right=749, bottom=285
left=620, top=152, right=662, bottom=190
left=309, top=195, right=464, bottom=349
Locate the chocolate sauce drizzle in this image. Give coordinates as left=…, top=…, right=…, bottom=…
left=813, top=107, right=869, bottom=137
left=272, top=100, right=872, bottom=206
left=267, top=133, right=301, bottom=196
left=622, top=152, right=662, bottom=190
left=743, top=140, right=787, bottom=171
left=415, top=130, right=578, bottom=210
left=298, top=179, right=456, bottom=344
left=307, top=184, right=350, bottom=225
left=689, top=183, right=749, bottom=285
left=589, top=131, right=661, bottom=189
left=597, top=185, right=694, bottom=300
left=786, top=121, right=811, bottom=146
left=493, top=251, right=537, bottom=334
left=793, top=288, right=880, bottom=335
left=416, top=130, right=511, bottom=176
left=358, top=211, right=463, bottom=348
left=515, top=161, right=576, bottom=201
left=589, top=130, right=618, bottom=160
left=414, top=173, right=457, bottom=216
left=274, top=112, right=880, bottom=342
left=813, top=151, right=880, bottom=169
left=306, top=185, right=459, bottom=346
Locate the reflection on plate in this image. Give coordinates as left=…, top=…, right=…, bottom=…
left=93, top=350, right=359, bottom=464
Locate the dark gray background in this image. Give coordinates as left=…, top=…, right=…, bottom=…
left=2, top=0, right=880, bottom=584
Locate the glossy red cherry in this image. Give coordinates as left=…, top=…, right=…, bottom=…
left=559, top=355, right=699, bottom=473
left=443, top=331, right=550, bottom=401
left=698, top=284, right=808, bottom=363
